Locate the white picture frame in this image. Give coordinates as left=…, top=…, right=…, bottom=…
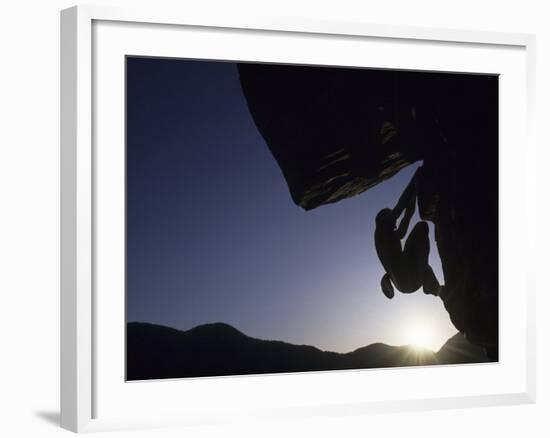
left=60, top=4, right=536, bottom=433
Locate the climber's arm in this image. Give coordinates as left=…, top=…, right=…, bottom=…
left=392, top=169, right=418, bottom=220
left=395, top=195, right=415, bottom=239
left=393, top=168, right=420, bottom=239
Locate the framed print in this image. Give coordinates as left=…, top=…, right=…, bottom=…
left=60, top=5, right=536, bottom=433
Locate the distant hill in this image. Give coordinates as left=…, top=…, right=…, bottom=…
left=126, top=322, right=492, bottom=381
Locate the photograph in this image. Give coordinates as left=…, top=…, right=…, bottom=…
left=125, top=56, right=499, bottom=381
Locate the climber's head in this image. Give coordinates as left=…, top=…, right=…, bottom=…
left=375, top=208, right=396, bottom=230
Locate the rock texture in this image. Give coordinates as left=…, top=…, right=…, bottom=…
left=238, top=63, right=499, bottom=359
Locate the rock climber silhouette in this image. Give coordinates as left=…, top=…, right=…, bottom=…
left=374, top=167, right=442, bottom=299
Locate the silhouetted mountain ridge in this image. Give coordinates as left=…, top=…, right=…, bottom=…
left=127, top=322, right=491, bottom=381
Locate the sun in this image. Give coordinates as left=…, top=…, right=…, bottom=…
left=406, top=321, right=438, bottom=351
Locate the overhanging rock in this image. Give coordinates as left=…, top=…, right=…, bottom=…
left=238, top=63, right=425, bottom=210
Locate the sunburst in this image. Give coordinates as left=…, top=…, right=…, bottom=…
left=406, top=320, right=438, bottom=351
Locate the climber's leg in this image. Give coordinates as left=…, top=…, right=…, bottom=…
left=403, top=221, right=441, bottom=295
left=422, top=265, right=440, bottom=296
left=397, top=221, right=431, bottom=293
left=381, top=273, right=395, bottom=299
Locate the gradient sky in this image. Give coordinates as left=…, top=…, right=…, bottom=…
left=126, top=57, right=457, bottom=353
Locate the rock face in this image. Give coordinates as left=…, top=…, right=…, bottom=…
left=238, top=65, right=424, bottom=210
left=238, top=63, right=499, bottom=359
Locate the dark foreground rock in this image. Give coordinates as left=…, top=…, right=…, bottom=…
left=127, top=322, right=491, bottom=381
left=238, top=63, right=499, bottom=359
